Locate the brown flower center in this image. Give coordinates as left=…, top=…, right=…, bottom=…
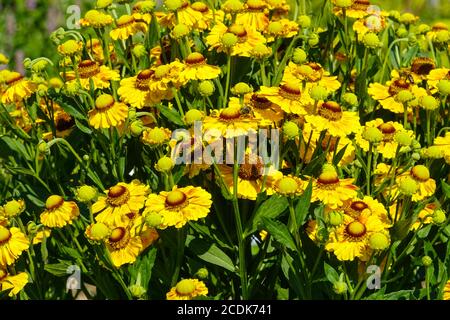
left=228, top=25, right=248, bottom=43
left=165, top=190, right=188, bottom=207
left=239, top=155, right=264, bottom=181
left=377, top=123, right=396, bottom=141
left=185, top=52, right=206, bottom=66
left=318, top=102, right=343, bottom=121
left=279, top=83, right=301, bottom=100
left=6, top=74, right=24, bottom=86
left=346, top=221, right=367, bottom=238
left=78, top=60, right=100, bottom=78
left=108, top=227, right=131, bottom=250
left=345, top=200, right=369, bottom=217
left=45, top=195, right=65, bottom=210
left=107, top=185, right=131, bottom=207
left=411, top=165, right=430, bottom=182
left=55, top=112, right=75, bottom=132
left=191, top=2, right=209, bottom=12
left=388, top=79, right=410, bottom=96
left=251, top=94, right=272, bottom=110
left=317, top=171, right=339, bottom=189
left=247, top=0, right=266, bottom=11
left=352, top=0, right=370, bottom=11
left=136, top=69, right=154, bottom=91
left=411, top=57, right=435, bottom=76
left=432, top=23, right=448, bottom=32
left=220, top=107, right=242, bottom=120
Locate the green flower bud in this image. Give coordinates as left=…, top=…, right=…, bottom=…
left=398, top=176, right=419, bottom=196
left=432, top=209, right=446, bottom=225
left=130, top=120, right=144, bottom=137
left=421, top=256, right=432, bottom=267
left=292, top=48, right=307, bottom=64
left=362, top=32, right=381, bottom=48
left=342, top=92, right=358, bottom=107
left=129, top=284, right=146, bottom=299
left=132, top=44, right=147, bottom=58
left=437, top=80, right=450, bottom=95
left=283, top=121, right=299, bottom=139
left=171, top=24, right=190, bottom=39
left=75, top=185, right=98, bottom=203
left=327, top=211, right=343, bottom=226
left=420, top=95, right=439, bottom=110
left=165, top=0, right=182, bottom=11
left=145, top=212, right=163, bottom=228
left=297, top=15, right=311, bottom=28
left=394, top=131, right=412, bottom=146
left=156, top=156, right=175, bottom=172
left=309, top=86, right=328, bottom=101
left=308, top=33, right=320, bottom=47
left=333, top=281, right=348, bottom=295
left=369, top=232, right=390, bottom=250
left=198, top=80, right=215, bottom=97
left=221, top=32, right=238, bottom=48
left=232, top=82, right=252, bottom=96
left=185, top=109, right=204, bottom=125
left=195, top=268, right=209, bottom=279
left=363, top=127, right=383, bottom=144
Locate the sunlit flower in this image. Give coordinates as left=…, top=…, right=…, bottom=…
left=305, top=101, right=361, bottom=137
left=89, top=94, right=129, bottom=129
left=79, top=9, right=114, bottom=28
left=1, top=71, right=37, bottom=104
left=166, top=278, right=208, bottom=300
left=179, top=52, right=221, bottom=82
left=427, top=67, right=449, bottom=93
left=0, top=270, right=28, bottom=297
left=229, top=93, right=285, bottom=126
left=191, top=2, right=225, bottom=30
left=144, top=186, right=212, bottom=229
left=65, top=60, right=120, bottom=90
left=264, top=19, right=299, bottom=42
left=258, top=83, right=312, bottom=115
left=433, top=132, right=450, bottom=164
left=110, top=13, right=151, bottom=40
left=282, top=62, right=341, bottom=93
left=142, top=127, right=172, bottom=146
left=0, top=226, right=29, bottom=266
left=93, top=180, right=150, bottom=227
left=40, top=195, right=80, bottom=228
left=236, top=0, right=269, bottom=32
left=410, top=203, right=436, bottom=231
left=106, top=226, right=143, bottom=267
left=396, top=165, right=436, bottom=202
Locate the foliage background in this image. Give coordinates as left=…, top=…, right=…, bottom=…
left=1, top=0, right=449, bottom=70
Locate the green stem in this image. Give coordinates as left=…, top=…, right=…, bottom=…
left=171, top=228, right=187, bottom=286
left=223, top=55, right=232, bottom=108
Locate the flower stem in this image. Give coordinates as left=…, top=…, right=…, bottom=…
left=223, top=55, right=232, bottom=108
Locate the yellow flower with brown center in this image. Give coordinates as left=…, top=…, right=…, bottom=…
left=353, top=14, right=386, bottom=37
left=342, top=196, right=390, bottom=227
left=179, top=52, right=221, bottom=82
left=148, top=61, right=186, bottom=92
left=1, top=71, right=37, bottom=104
left=299, top=123, right=356, bottom=166
left=79, top=9, right=114, bottom=28
left=118, top=69, right=164, bottom=109
left=333, top=0, right=375, bottom=19
left=218, top=153, right=283, bottom=200
left=236, top=0, right=269, bottom=32
left=65, top=60, right=120, bottom=90
left=40, top=195, right=80, bottom=228
left=88, top=94, right=129, bottom=129
left=394, top=165, right=436, bottom=202
left=42, top=110, right=76, bottom=141
left=191, top=2, right=225, bottom=30
left=202, top=106, right=261, bottom=138
left=229, top=93, right=284, bottom=126
left=258, top=83, right=312, bottom=115
left=308, top=101, right=361, bottom=137
left=142, top=127, right=172, bottom=146
left=155, top=1, right=203, bottom=28
left=273, top=175, right=304, bottom=196
left=110, top=13, right=151, bottom=40
left=0, top=269, right=29, bottom=297
left=206, top=23, right=266, bottom=57
left=144, top=186, right=212, bottom=229
left=368, top=77, right=427, bottom=113
left=355, top=119, right=414, bottom=159
left=410, top=57, right=435, bottom=78
left=106, top=226, right=143, bottom=267
left=325, top=210, right=389, bottom=261
left=93, top=180, right=150, bottom=227
left=311, top=167, right=358, bottom=209
left=166, top=278, right=208, bottom=300
left=282, top=62, right=342, bottom=93
left=0, top=226, right=29, bottom=267
left=426, top=22, right=449, bottom=43
left=427, top=67, right=449, bottom=93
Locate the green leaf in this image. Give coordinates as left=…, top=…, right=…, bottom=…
left=417, top=224, right=432, bottom=239
left=128, top=247, right=157, bottom=288
left=442, top=181, right=450, bottom=200
left=187, top=238, right=236, bottom=272
left=262, top=218, right=296, bottom=250
left=332, top=144, right=348, bottom=166
left=75, top=118, right=93, bottom=134
left=295, top=180, right=312, bottom=225
left=44, top=260, right=74, bottom=277
left=0, top=136, right=31, bottom=160
left=245, top=195, right=288, bottom=236
left=157, top=105, right=184, bottom=126
left=324, top=262, right=339, bottom=284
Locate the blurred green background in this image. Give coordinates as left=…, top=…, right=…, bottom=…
left=0, top=0, right=449, bottom=71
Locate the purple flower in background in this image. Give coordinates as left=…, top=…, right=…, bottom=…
left=47, top=5, right=63, bottom=32
left=26, top=0, right=37, bottom=10
left=6, top=14, right=16, bottom=36
left=15, top=50, right=25, bottom=75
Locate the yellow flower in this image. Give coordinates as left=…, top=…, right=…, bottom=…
left=396, top=165, right=436, bottom=202
left=167, top=278, right=208, bottom=300
left=118, top=70, right=162, bottom=109
left=218, top=153, right=283, bottom=200
left=40, top=195, right=80, bottom=228
left=0, top=270, right=29, bottom=297
left=311, top=168, right=358, bottom=209
left=80, top=9, right=114, bottom=28
left=258, top=83, right=312, bottom=115
left=282, top=62, right=341, bottom=92
left=427, top=67, right=449, bottom=93
left=0, top=53, right=9, bottom=65
left=144, top=186, right=212, bottom=229
left=410, top=203, right=436, bottom=231
left=89, top=94, right=129, bottom=129
left=333, top=0, right=376, bottom=19
left=42, top=110, right=75, bottom=140
left=2, top=199, right=25, bottom=218
left=229, top=93, right=284, bottom=126
left=305, top=101, right=361, bottom=137
left=93, top=180, right=150, bottom=227
left=353, top=14, right=386, bottom=37
left=65, top=60, right=120, bottom=90
left=191, top=2, right=225, bottom=30
left=264, top=19, right=299, bottom=42
left=106, top=226, right=143, bottom=267
left=179, top=52, right=221, bottom=82
left=110, top=13, right=151, bottom=40
left=202, top=106, right=261, bottom=138
left=368, top=78, right=427, bottom=114
left=273, top=175, right=304, bottom=196
left=342, top=196, right=390, bottom=227
left=142, top=127, right=172, bottom=147
left=325, top=210, right=389, bottom=261
left=355, top=119, right=414, bottom=159
left=32, top=229, right=51, bottom=245
left=206, top=23, right=266, bottom=57
left=299, top=123, right=355, bottom=166
left=433, top=132, right=450, bottom=164
left=236, top=0, right=269, bottom=32
left=0, top=226, right=29, bottom=267
left=57, top=40, right=84, bottom=56
left=1, top=71, right=37, bottom=104
left=444, top=280, right=450, bottom=300
left=149, top=61, right=186, bottom=92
